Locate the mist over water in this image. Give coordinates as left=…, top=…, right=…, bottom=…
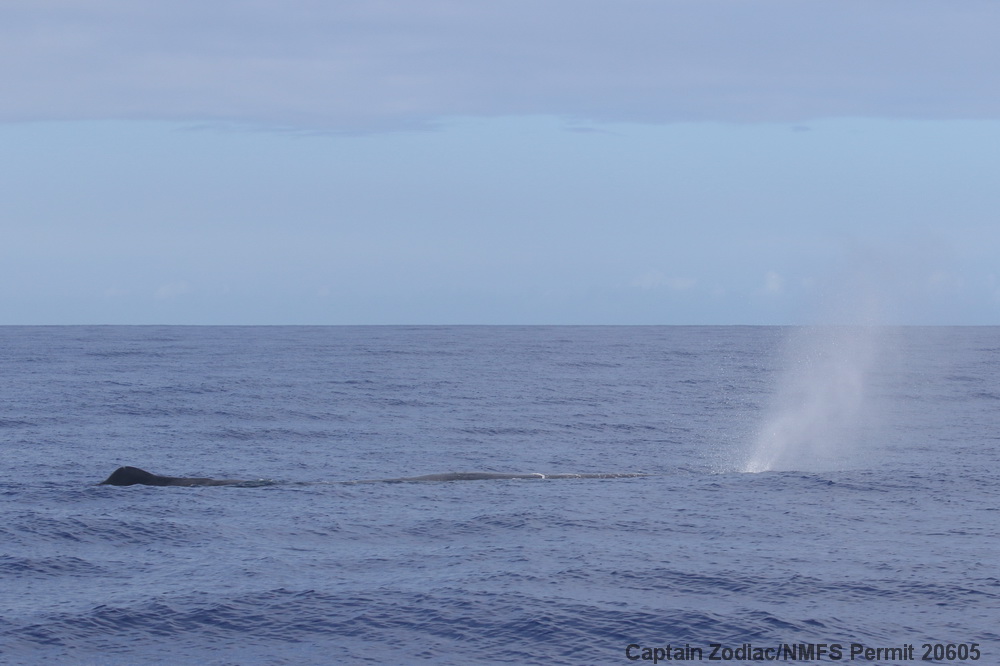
left=744, top=324, right=883, bottom=472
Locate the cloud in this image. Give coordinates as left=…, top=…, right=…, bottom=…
left=665, top=277, right=698, bottom=292
left=2, top=1, right=999, bottom=132
left=632, top=270, right=696, bottom=292
left=927, top=269, right=963, bottom=294
left=763, top=271, right=784, bottom=295
left=155, top=281, right=191, bottom=300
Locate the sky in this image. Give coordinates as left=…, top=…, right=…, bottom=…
left=2, top=0, right=999, bottom=325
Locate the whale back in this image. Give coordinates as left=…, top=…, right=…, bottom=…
left=99, top=466, right=649, bottom=486
left=99, top=466, right=247, bottom=486
left=99, top=466, right=169, bottom=486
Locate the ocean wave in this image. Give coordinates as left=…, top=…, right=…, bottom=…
left=0, top=587, right=891, bottom=664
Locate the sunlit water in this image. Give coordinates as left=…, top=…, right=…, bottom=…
left=1, top=326, right=997, bottom=664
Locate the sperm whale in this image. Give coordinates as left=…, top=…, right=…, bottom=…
left=98, top=466, right=649, bottom=487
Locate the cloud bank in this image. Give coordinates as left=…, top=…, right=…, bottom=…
left=3, top=0, right=999, bottom=132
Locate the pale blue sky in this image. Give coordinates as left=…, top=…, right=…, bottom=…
left=2, top=1, right=999, bottom=324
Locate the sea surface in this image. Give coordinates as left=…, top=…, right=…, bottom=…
left=0, top=326, right=996, bottom=665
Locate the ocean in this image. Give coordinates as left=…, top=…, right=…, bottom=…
left=0, top=326, right=996, bottom=664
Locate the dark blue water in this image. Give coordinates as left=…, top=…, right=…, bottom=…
left=1, top=326, right=996, bottom=664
